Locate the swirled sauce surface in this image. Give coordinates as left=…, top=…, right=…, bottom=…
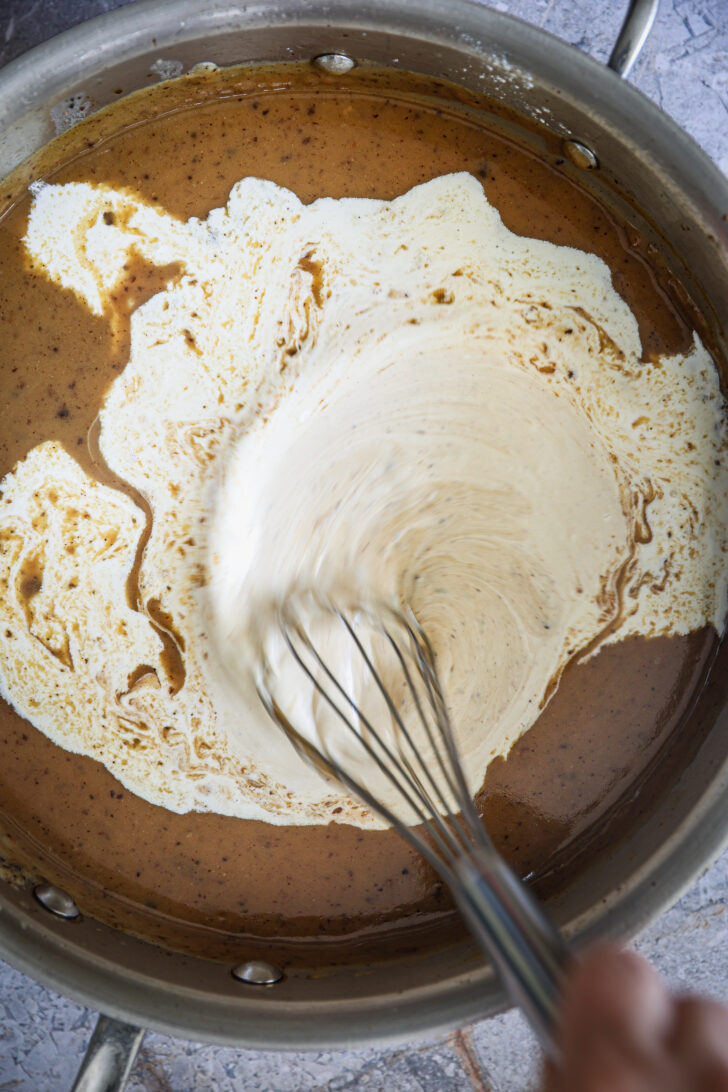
left=0, top=64, right=724, bottom=960
left=4, top=172, right=725, bottom=828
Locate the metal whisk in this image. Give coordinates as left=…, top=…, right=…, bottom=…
left=255, top=592, right=571, bottom=1057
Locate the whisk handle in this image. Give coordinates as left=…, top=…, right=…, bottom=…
left=452, top=849, right=571, bottom=1059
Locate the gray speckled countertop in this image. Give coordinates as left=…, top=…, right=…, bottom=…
left=0, top=1, right=727, bottom=1089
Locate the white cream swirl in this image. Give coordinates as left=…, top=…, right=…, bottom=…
left=0, top=172, right=724, bottom=827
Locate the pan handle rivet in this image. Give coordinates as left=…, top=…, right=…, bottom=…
left=33, top=883, right=80, bottom=920
left=231, top=960, right=284, bottom=985
left=312, top=53, right=356, bottom=74
left=563, top=140, right=599, bottom=170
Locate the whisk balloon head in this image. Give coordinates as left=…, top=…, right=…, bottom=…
left=254, top=591, right=491, bottom=880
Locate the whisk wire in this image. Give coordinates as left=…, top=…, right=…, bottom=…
left=275, top=612, right=466, bottom=871
left=401, top=614, right=489, bottom=845
left=379, top=618, right=477, bottom=856
left=257, top=682, right=459, bottom=883
left=336, top=609, right=474, bottom=861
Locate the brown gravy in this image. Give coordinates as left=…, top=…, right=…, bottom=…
left=0, top=63, right=719, bottom=965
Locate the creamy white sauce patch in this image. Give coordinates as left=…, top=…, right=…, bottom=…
left=0, top=173, right=725, bottom=827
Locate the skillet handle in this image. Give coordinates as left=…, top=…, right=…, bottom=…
left=608, top=0, right=659, bottom=78
left=70, top=1015, right=145, bottom=1092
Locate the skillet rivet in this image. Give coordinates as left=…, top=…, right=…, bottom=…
left=231, top=960, right=284, bottom=985
left=33, top=883, right=80, bottom=920
left=563, top=139, right=599, bottom=170
left=312, top=53, right=356, bottom=74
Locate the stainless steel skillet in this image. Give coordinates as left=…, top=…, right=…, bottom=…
left=0, top=2, right=726, bottom=1089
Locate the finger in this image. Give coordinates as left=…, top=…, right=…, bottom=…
left=553, top=945, right=673, bottom=1092
left=670, top=997, right=728, bottom=1092
left=562, top=946, right=672, bottom=1051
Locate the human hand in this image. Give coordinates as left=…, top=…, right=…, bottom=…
left=544, top=944, right=728, bottom=1091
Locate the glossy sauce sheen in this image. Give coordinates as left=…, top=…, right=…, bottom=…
left=0, top=64, right=718, bottom=964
